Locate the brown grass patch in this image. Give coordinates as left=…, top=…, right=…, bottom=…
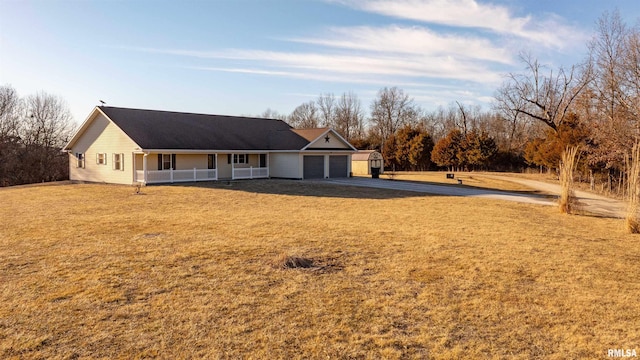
left=1, top=180, right=639, bottom=359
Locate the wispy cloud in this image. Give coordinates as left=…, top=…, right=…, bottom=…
left=330, top=0, right=587, bottom=49
left=115, top=0, right=587, bottom=107
left=288, top=25, right=514, bottom=64
left=130, top=46, right=503, bottom=84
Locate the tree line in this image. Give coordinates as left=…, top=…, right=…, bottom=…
left=266, top=87, right=512, bottom=172
left=0, top=85, right=75, bottom=186
left=266, top=11, right=638, bottom=196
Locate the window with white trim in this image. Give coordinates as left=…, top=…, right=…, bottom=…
left=96, top=153, right=107, bottom=165
left=76, top=153, right=85, bottom=168
left=162, top=154, right=172, bottom=170
left=208, top=154, right=216, bottom=169
left=113, top=153, right=124, bottom=171
left=233, top=154, right=248, bottom=164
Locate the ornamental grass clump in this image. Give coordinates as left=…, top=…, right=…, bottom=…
left=559, top=146, right=580, bottom=214
left=626, top=142, right=640, bottom=233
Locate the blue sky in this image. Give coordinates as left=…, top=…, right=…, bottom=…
left=1, top=0, right=639, bottom=125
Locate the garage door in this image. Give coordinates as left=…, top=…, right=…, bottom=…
left=329, top=155, right=348, bottom=178
left=303, top=156, right=324, bottom=179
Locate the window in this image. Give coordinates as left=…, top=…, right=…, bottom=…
left=208, top=154, right=216, bottom=169
left=259, top=154, right=267, bottom=168
left=162, top=154, right=172, bottom=170
left=113, top=153, right=124, bottom=171
left=233, top=154, right=248, bottom=164
left=158, top=154, right=175, bottom=170
left=96, top=153, right=107, bottom=165
left=227, top=154, right=248, bottom=164
left=76, top=153, right=85, bottom=168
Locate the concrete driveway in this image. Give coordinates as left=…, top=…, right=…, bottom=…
left=323, top=176, right=627, bottom=218
left=323, top=177, right=555, bottom=206
left=483, top=175, right=627, bottom=218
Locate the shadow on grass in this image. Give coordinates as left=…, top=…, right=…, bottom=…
left=323, top=177, right=558, bottom=205
left=166, top=178, right=429, bottom=200
left=162, top=177, right=555, bottom=203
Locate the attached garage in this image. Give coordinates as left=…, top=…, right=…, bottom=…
left=303, top=155, right=324, bottom=179
left=329, top=155, right=348, bottom=178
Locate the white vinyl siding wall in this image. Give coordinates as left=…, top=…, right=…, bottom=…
left=306, top=132, right=351, bottom=149
left=68, top=113, right=137, bottom=184
left=269, top=152, right=352, bottom=179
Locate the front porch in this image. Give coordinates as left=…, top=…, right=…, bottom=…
left=134, top=152, right=269, bottom=184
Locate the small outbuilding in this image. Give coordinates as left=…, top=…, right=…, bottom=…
left=351, top=150, right=384, bottom=177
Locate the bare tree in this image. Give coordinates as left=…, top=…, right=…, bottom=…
left=23, top=92, right=75, bottom=149
left=21, top=92, right=75, bottom=183
left=370, top=87, right=419, bottom=141
left=0, top=85, right=23, bottom=141
left=499, top=53, right=591, bottom=133
left=621, top=28, right=640, bottom=127
left=455, top=101, right=470, bottom=136
left=260, top=108, right=287, bottom=121
left=587, top=10, right=638, bottom=171
left=317, top=93, right=337, bottom=128
left=335, top=92, right=364, bottom=141
left=0, top=88, right=75, bottom=185
left=493, top=81, right=536, bottom=151
left=417, top=108, right=442, bottom=141
left=288, top=101, right=319, bottom=128
left=0, top=85, right=24, bottom=186
left=589, top=11, right=627, bottom=123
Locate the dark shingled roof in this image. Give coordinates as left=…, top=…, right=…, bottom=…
left=99, top=106, right=310, bottom=150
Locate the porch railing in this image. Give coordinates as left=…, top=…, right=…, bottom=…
left=232, top=167, right=269, bottom=179
left=136, top=168, right=218, bottom=184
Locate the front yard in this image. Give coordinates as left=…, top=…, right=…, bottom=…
left=1, top=180, right=638, bottom=359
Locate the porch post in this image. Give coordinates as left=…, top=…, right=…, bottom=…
left=133, top=153, right=137, bottom=182
left=266, top=153, right=269, bottom=178
left=231, top=153, right=235, bottom=180
left=142, top=153, right=148, bottom=185
left=215, top=154, right=218, bottom=180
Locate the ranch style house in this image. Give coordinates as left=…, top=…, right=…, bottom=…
left=63, top=106, right=357, bottom=185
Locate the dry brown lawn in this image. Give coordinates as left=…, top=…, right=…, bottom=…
left=1, top=180, right=639, bottom=359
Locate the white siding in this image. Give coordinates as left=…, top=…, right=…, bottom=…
left=175, top=154, right=208, bottom=170
left=270, top=152, right=352, bottom=179
left=270, top=153, right=302, bottom=179
left=306, top=132, right=351, bottom=149
left=68, top=113, right=138, bottom=184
